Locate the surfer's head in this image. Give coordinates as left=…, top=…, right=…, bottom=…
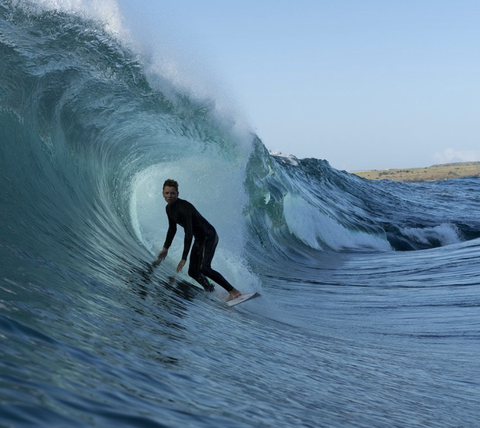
left=163, top=178, right=178, bottom=192
left=163, top=179, right=179, bottom=205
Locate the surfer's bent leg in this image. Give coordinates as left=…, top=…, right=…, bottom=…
left=198, top=231, right=234, bottom=293
left=188, top=240, right=214, bottom=292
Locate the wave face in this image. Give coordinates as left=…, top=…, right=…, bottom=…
left=2, top=2, right=480, bottom=427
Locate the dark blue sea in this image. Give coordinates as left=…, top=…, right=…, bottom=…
left=1, top=2, right=480, bottom=427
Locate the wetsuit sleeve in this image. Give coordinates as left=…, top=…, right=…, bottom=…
left=163, top=211, right=177, bottom=249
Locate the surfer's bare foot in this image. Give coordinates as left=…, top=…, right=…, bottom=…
left=226, top=288, right=241, bottom=302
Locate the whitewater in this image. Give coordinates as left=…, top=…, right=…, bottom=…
left=1, top=1, right=480, bottom=427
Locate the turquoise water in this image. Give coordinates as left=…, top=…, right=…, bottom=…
left=1, top=2, right=480, bottom=427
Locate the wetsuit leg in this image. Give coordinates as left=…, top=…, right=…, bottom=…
left=198, top=231, right=234, bottom=292
left=188, top=240, right=214, bottom=292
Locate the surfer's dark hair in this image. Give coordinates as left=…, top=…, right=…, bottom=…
left=163, top=179, right=178, bottom=191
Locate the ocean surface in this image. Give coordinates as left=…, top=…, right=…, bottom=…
left=1, top=2, right=480, bottom=427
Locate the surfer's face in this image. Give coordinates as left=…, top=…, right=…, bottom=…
left=163, top=186, right=179, bottom=205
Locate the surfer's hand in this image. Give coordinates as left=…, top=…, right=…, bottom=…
left=152, top=248, right=168, bottom=267
left=176, top=259, right=186, bottom=273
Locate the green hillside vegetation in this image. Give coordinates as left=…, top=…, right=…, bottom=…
left=352, top=161, right=480, bottom=182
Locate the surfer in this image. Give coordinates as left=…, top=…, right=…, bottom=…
left=152, top=179, right=241, bottom=301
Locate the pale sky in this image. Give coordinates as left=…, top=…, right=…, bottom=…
left=116, top=0, right=480, bottom=171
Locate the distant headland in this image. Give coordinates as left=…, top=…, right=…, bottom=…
left=351, top=161, right=480, bottom=182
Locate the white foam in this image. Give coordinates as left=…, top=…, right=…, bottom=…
left=401, top=223, right=461, bottom=246
left=269, top=151, right=300, bottom=166
left=283, top=193, right=391, bottom=252
left=24, top=0, right=127, bottom=37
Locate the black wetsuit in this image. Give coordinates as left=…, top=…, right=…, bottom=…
left=163, top=198, right=234, bottom=292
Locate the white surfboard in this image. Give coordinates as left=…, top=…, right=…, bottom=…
left=226, top=292, right=261, bottom=307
